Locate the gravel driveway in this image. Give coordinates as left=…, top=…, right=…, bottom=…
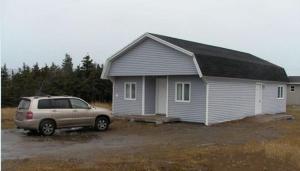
left=2, top=118, right=283, bottom=161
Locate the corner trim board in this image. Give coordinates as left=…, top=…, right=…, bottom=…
left=205, top=83, right=209, bottom=125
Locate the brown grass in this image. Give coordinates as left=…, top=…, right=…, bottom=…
left=2, top=105, right=300, bottom=171
left=90, top=102, right=112, bottom=110
left=1, top=107, right=17, bottom=129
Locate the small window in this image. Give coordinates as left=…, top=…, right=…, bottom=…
left=124, top=82, right=136, bottom=100
left=70, top=99, right=89, bottom=109
left=18, top=99, right=31, bottom=110
left=175, top=82, right=191, bottom=102
left=277, top=86, right=284, bottom=99
left=38, top=99, right=52, bottom=109
left=290, top=86, right=295, bottom=92
left=51, top=99, right=71, bottom=109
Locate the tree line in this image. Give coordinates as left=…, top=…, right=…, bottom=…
left=1, top=54, right=112, bottom=107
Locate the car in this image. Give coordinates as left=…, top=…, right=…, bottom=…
left=15, top=96, right=113, bottom=136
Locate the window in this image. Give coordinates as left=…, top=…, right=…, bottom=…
left=175, top=82, right=191, bottom=102
left=277, top=86, right=284, bottom=99
left=70, top=98, right=89, bottom=109
left=18, top=99, right=31, bottom=109
left=124, top=82, right=136, bottom=100
left=51, top=99, right=71, bottom=108
left=291, top=86, right=295, bottom=92
left=38, top=99, right=52, bottom=109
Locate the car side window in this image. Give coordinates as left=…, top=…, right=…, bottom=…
left=70, top=99, right=89, bottom=109
left=38, top=99, right=52, bottom=109
left=51, top=99, right=71, bottom=109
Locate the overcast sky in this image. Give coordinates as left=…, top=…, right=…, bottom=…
left=1, top=0, right=300, bottom=75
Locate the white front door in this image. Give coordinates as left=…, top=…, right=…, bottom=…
left=255, top=83, right=262, bottom=115
left=156, top=78, right=167, bottom=114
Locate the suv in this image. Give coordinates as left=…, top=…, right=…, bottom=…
left=15, top=96, right=112, bottom=136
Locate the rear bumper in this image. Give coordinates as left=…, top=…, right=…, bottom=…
left=15, top=119, right=39, bottom=130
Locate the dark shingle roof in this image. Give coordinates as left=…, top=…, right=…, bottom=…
left=150, top=33, right=288, bottom=82
left=289, top=76, right=300, bottom=82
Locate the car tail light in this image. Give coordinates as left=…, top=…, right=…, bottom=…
left=26, top=111, right=33, bottom=119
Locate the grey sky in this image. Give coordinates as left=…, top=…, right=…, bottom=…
left=1, top=0, right=300, bottom=75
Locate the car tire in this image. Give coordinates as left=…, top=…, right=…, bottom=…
left=39, top=120, right=56, bottom=136
left=95, top=117, right=109, bottom=131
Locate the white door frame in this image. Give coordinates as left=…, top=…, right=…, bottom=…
left=155, top=77, right=167, bottom=114
left=255, top=83, right=263, bottom=115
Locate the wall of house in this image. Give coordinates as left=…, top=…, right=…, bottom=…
left=112, top=76, right=142, bottom=115
left=287, top=84, right=300, bottom=105
left=144, top=77, right=156, bottom=114
left=205, top=77, right=287, bottom=124
left=262, top=83, right=286, bottom=113
left=168, top=75, right=206, bottom=123
left=108, top=38, right=198, bottom=76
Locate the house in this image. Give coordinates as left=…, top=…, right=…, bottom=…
left=287, top=76, right=300, bottom=105
left=101, top=33, right=288, bottom=125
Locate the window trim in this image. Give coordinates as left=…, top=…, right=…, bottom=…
left=124, top=82, right=137, bottom=100
left=175, top=82, right=191, bottom=103
left=277, top=85, right=284, bottom=99
left=290, top=85, right=295, bottom=92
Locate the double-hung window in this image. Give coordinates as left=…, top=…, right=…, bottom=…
left=124, top=82, right=136, bottom=100
left=175, top=82, right=191, bottom=102
left=290, top=86, right=295, bottom=92
left=277, top=86, right=284, bottom=99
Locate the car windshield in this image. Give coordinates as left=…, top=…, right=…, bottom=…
left=18, top=99, right=31, bottom=109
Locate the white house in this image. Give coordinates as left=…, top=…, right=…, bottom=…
left=101, top=33, right=288, bottom=125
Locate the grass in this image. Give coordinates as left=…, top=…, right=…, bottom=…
left=1, top=107, right=16, bottom=129
left=2, top=105, right=300, bottom=170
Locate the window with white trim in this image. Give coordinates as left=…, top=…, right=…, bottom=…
left=124, top=82, right=136, bottom=100
left=277, top=86, right=284, bottom=99
left=175, top=82, right=191, bottom=102
left=290, top=86, right=295, bottom=92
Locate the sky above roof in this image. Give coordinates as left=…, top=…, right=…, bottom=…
left=1, top=0, right=300, bottom=75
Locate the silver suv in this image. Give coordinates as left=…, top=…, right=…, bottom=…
left=15, top=96, right=112, bottom=136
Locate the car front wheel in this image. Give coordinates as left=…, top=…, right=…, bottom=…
left=95, top=117, right=109, bottom=131
left=39, top=120, right=56, bottom=136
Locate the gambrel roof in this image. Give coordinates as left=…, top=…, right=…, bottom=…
left=102, top=33, right=288, bottom=82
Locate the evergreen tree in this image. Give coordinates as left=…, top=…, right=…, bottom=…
left=1, top=54, right=112, bottom=106
left=62, top=53, right=73, bottom=74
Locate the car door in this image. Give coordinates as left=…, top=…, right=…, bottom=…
left=69, top=98, right=94, bottom=126
left=50, top=98, right=76, bottom=128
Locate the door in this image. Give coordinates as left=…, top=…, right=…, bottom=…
left=156, top=78, right=167, bottom=114
left=255, top=83, right=262, bottom=115
left=69, top=98, right=93, bottom=126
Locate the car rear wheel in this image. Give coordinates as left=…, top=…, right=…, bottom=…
left=95, top=117, right=109, bottom=131
left=39, top=120, right=56, bottom=136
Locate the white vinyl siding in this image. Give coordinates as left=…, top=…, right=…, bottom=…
left=113, top=77, right=142, bottom=115
left=205, top=77, right=287, bottom=124
left=168, top=76, right=206, bottom=123
left=108, top=38, right=198, bottom=76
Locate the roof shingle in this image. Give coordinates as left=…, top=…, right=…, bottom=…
left=150, top=33, right=288, bottom=82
